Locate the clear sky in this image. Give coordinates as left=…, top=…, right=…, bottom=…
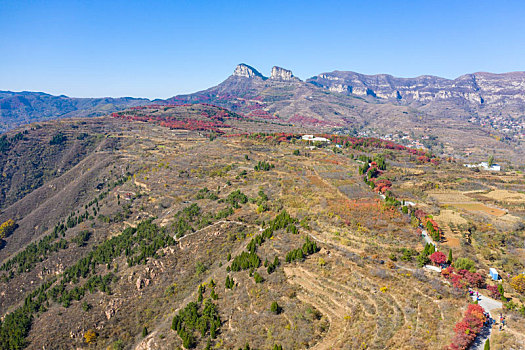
left=1, top=0, right=524, bottom=99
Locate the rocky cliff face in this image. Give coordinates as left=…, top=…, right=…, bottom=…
left=270, top=66, right=299, bottom=81
left=307, top=71, right=525, bottom=112
left=232, top=64, right=266, bottom=79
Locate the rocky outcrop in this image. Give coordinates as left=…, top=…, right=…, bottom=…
left=307, top=71, right=525, bottom=108
left=232, top=64, right=265, bottom=79
left=270, top=66, right=299, bottom=81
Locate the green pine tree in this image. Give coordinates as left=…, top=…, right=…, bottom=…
left=448, top=249, right=453, bottom=264
left=484, top=339, right=490, bottom=350
left=142, top=326, right=148, bottom=338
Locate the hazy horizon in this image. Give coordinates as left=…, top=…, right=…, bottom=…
left=1, top=0, right=524, bottom=99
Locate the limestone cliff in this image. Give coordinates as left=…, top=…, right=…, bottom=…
left=307, top=71, right=525, bottom=110
left=270, top=66, right=300, bottom=81
left=232, top=63, right=266, bottom=79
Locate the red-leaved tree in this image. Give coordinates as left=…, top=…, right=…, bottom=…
left=429, top=251, right=447, bottom=265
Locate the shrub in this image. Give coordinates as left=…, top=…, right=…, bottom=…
left=0, top=219, right=16, bottom=239
left=510, top=274, right=525, bottom=294
left=441, top=267, right=484, bottom=289
left=226, top=190, right=248, bottom=208
left=486, top=285, right=501, bottom=299
left=81, top=301, right=91, bottom=311
left=448, top=304, right=485, bottom=350
left=270, top=301, right=281, bottom=314
left=84, top=329, right=97, bottom=344
left=254, top=271, right=264, bottom=283
left=50, top=132, right=67, bottom=145
left=225, top=275, right=234, bottom=289
left=454, top=258, right=475, bottom=272
left=72, top=230, right=91, bottom=247
left=400, top=248, right=417, bottom=261
left=254, top=160, right=274, bottom=171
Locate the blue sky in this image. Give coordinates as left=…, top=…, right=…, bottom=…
left=1, top=0, right=524, bottom=99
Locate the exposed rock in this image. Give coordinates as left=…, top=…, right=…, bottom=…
left=104, top=299, right=123, bottom=320
left=271, top=66, right=299, bottom=81
left=232, top=64, right=265, bottom=79
left=135, top=333, right=159, bottom=350
left=136, top=275, right=151, bottom=290
left=308, top=71, right=525, bottom=108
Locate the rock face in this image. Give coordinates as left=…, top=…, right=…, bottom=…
left=232, top=64, right=265, bottom=79
left=307, top=71, right=525, bottom=109
left=270, top=66, right=298, bottom=81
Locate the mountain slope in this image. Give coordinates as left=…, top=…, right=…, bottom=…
left=160, top=64, right=524, bottom=162
left=307, top=70, right=525, bottom=118
left=0, top=91, right=150, bottom=132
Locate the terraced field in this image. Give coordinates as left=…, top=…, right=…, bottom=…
left=1, top=120, right=523, bottom=349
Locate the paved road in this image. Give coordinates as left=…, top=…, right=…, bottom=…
left=421, top=229, right=437, bottom=247
left=424, top=265, right=442, bottom=273
left=468, top=291, right=503, bottom=350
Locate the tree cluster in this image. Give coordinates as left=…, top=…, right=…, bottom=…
left=265, top=256, right=280, bottom=274
left=196, top=187, right=219, bottom=200
left=171, top=298, right=221, bottom=349
left=285, top=236, right=319, bottom=263
left=254, top=160, right=274, bottom=171
left=229, top=251, right=261, bottom=272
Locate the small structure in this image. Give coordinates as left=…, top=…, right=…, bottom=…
left=489, top=268, right=499, bottom=281
left=301, top=135, right=331, bottom=143
left=479, top=162, right=501, bottom=171
left=464, top=162, right=501, bottom=171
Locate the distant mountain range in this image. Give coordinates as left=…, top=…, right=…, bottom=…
left=2, top=65, right=524, bottom=158
left=162, top=64, right=525, bottom=122
left=309, top=69, right=525, bottom=119
left=0, top=91, right=149, bottom=132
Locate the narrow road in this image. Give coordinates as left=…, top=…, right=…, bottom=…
left=175, top=219, right=261, bottom=242
left=421, top=229, right=436, bottom=247
left=468, top=291, right=503, bottom=350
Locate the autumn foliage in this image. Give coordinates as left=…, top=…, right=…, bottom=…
left=510, top=274, right=525, bottom=294
left=84, top=329, right=97, bottom=344
left=0, top=219, right=16, bottom=239
left=448, top=304, right=486, bottom=350
left=441, top=267, right=485, bottom=289
left=486, top=285, right=501, bottom=299
left=429, top=251, right=447, bottom=265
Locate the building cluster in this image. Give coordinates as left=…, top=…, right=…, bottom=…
left=468, top=115, right=524, bottom=141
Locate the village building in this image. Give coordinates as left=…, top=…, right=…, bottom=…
left=301, top=135, right=331, bottom=143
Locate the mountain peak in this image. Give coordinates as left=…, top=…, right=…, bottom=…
left=270, top=66, right=299, bottom=81
left=232, top=64, right=265, bottom=79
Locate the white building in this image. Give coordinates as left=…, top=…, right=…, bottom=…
left=301, top=135, right=331, bottom=143
left=479, top=162, right=501, bottom=171
left=463, top=162, right=501, bottom=171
